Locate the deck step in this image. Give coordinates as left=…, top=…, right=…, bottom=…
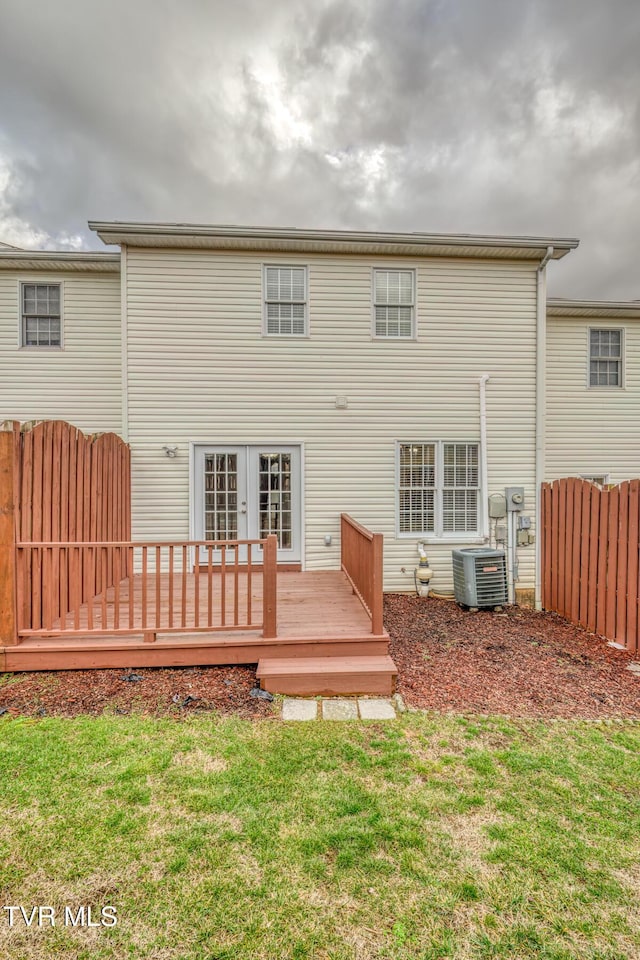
left=257, top=654, right=397, bottom=697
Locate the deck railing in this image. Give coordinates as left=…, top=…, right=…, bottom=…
left=340, top=514, right=384, bottom=635
left=15, top=535, right=278, bottom=641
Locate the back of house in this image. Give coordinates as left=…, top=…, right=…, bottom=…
left=11, top=221, right=639, bottom=604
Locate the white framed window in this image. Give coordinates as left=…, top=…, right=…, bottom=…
left=580, top=473, right=610, bottom=488
left=397, top=441, right=480, bottom=537
left=373, top=269, right=415, bottom=338
left=263, top=265, right=308, bottom=336
left=588, top=328, right=623, bottom=387
left=20, top=282, right=62, bottom=347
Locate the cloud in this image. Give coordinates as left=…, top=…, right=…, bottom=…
left=0, top=0, right=638, bottom=297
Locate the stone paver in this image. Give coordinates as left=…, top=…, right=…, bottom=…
left=322, top=699, right=358, bottom=720
left=282, top=698, right=318, bottom=721
left=280, top=696, right=400, bottom=721
left=358, top=698, right=397, bottom=720
left=627, top=663, right=640, bottom=675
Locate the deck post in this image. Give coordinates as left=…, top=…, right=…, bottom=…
left=262, top=534, right=278, bottom=638
left=0, top=427, right=18, bottom=645
left=371, top=532, right=384, bottom=636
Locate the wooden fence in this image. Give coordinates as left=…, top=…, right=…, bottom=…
left=340, top=513, right=384, bottom=635
left=541, top=477, right=639, bottom=653
left=0, top=420, right=131, bottom=645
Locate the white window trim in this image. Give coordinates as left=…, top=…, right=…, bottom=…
left=587, top=326, right=624, bottom=390
left=18, top=278, right=64, bottom=350
left=395, top=440, right=484, bottom=541
left=262, top=264, right=309, bottom=338
left=371, top=267, right=417, bottom=340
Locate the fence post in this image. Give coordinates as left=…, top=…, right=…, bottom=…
left=0, top=428, right=18, bottom=645
left=371, top=532, right=384, bottom=635
left=262, top=534, right=278, bottom=638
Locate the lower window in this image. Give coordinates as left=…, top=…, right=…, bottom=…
left=398, top=441, right=480, bottom=536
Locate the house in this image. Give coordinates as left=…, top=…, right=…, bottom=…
left=546, top=298, right=640, bottom=485
left=2, top=221, right=636, bottom=620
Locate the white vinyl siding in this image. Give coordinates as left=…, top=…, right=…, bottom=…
left=398, top=441, right=479, bottom=537
left=546, top=316, right=640, bottom=484
left=589, top=328, right=622, bottom=387
left=264, top=265, right=307, bottom=336
left=21, top=282, right=62, bottom=347
left=125, top=248, right=538, bottom=594
left=373, top=269, right=414, bottom=338
left=0, top=270, right=122, bottom=434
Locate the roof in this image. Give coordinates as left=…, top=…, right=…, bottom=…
left=89, top=220, right=579, bottom=260
left=0, top=250, right=120, bottom=272
left=547, top=298, right=640, bottom=319
left=0, top=241, right=24, bottom=251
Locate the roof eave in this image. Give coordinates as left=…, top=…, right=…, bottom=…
left=548, top=298, right=640, bottom=319
left=89, top=221, right=579, bottom=260
left=0, top=251, right=120, bottom=272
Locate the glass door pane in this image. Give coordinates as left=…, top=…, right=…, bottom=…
left=249, top=446, right=300, bottom=562
left=204, top=452, right=239, bottom=540
left=258, top=452, right=293, bottom=549
left=196, top=447, right=247, bottom=563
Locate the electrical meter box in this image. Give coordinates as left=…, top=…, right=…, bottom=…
left=505, top=486, right=525, bottom=511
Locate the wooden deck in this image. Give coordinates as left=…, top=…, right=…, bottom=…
left=1, top=570, right=390, bottom=672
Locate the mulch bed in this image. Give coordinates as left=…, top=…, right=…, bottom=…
left=1, top=596, right=639, bottom=719
left=0, top=665, right=274, bottom=720
left=387, top=595, right=640, bottom=718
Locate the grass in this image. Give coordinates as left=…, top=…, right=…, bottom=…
left=0, top=712, right=639, bottom=959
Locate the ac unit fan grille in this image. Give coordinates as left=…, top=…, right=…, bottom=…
left=473, top=555, right=507, bottom=603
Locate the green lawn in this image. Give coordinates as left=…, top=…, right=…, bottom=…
left=1, top=712, right=639, bottom=959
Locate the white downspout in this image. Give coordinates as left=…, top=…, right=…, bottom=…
left=120, top=243, right=129, bottom=442
left=478, top=374, right=490, bottom=541
left=535, top=245, right=553, bottom=610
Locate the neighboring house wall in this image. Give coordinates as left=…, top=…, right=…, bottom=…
left=124, top=246, right=540, bottom=592
left=0, top=266, right=122, bottom=434
left=546, top=302, right=640, bottom=484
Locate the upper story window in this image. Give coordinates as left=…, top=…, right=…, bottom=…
left=398, top=441, right=480, bottom=537
left=21, top=283, right=62, bottom=348
left=373, top=269, right=415, bottom=338
left=264, top=266, right=307, bottom=336
left=589, top=329, right=622, bottom=387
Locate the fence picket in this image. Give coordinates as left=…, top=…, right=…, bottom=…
left=605, top=487, right=619, bottom=639
left=570, top=479, right=582, bottom=624
left=578, top=483, right=590, bottom=628
left=627, top=481, right=639, bottom=653
left=550, top=480, right=560, bottom=611
left=616, top=481, right=629, bottom=644
left=558, top=480, right=568, bottom=617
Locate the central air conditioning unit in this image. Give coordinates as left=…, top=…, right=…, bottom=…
left=452, top=547, right=508, bottom=609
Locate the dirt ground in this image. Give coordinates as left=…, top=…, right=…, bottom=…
left=1, top=596, right=639, bottom=719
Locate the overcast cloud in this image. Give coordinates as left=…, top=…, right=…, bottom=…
left=0, top=0, right=638, bottom=297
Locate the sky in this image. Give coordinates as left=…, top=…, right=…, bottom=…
left=0, top=0, right=638, bottom=299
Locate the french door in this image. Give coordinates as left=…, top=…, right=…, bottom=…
left=194, top=445, right=301, bottom=563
